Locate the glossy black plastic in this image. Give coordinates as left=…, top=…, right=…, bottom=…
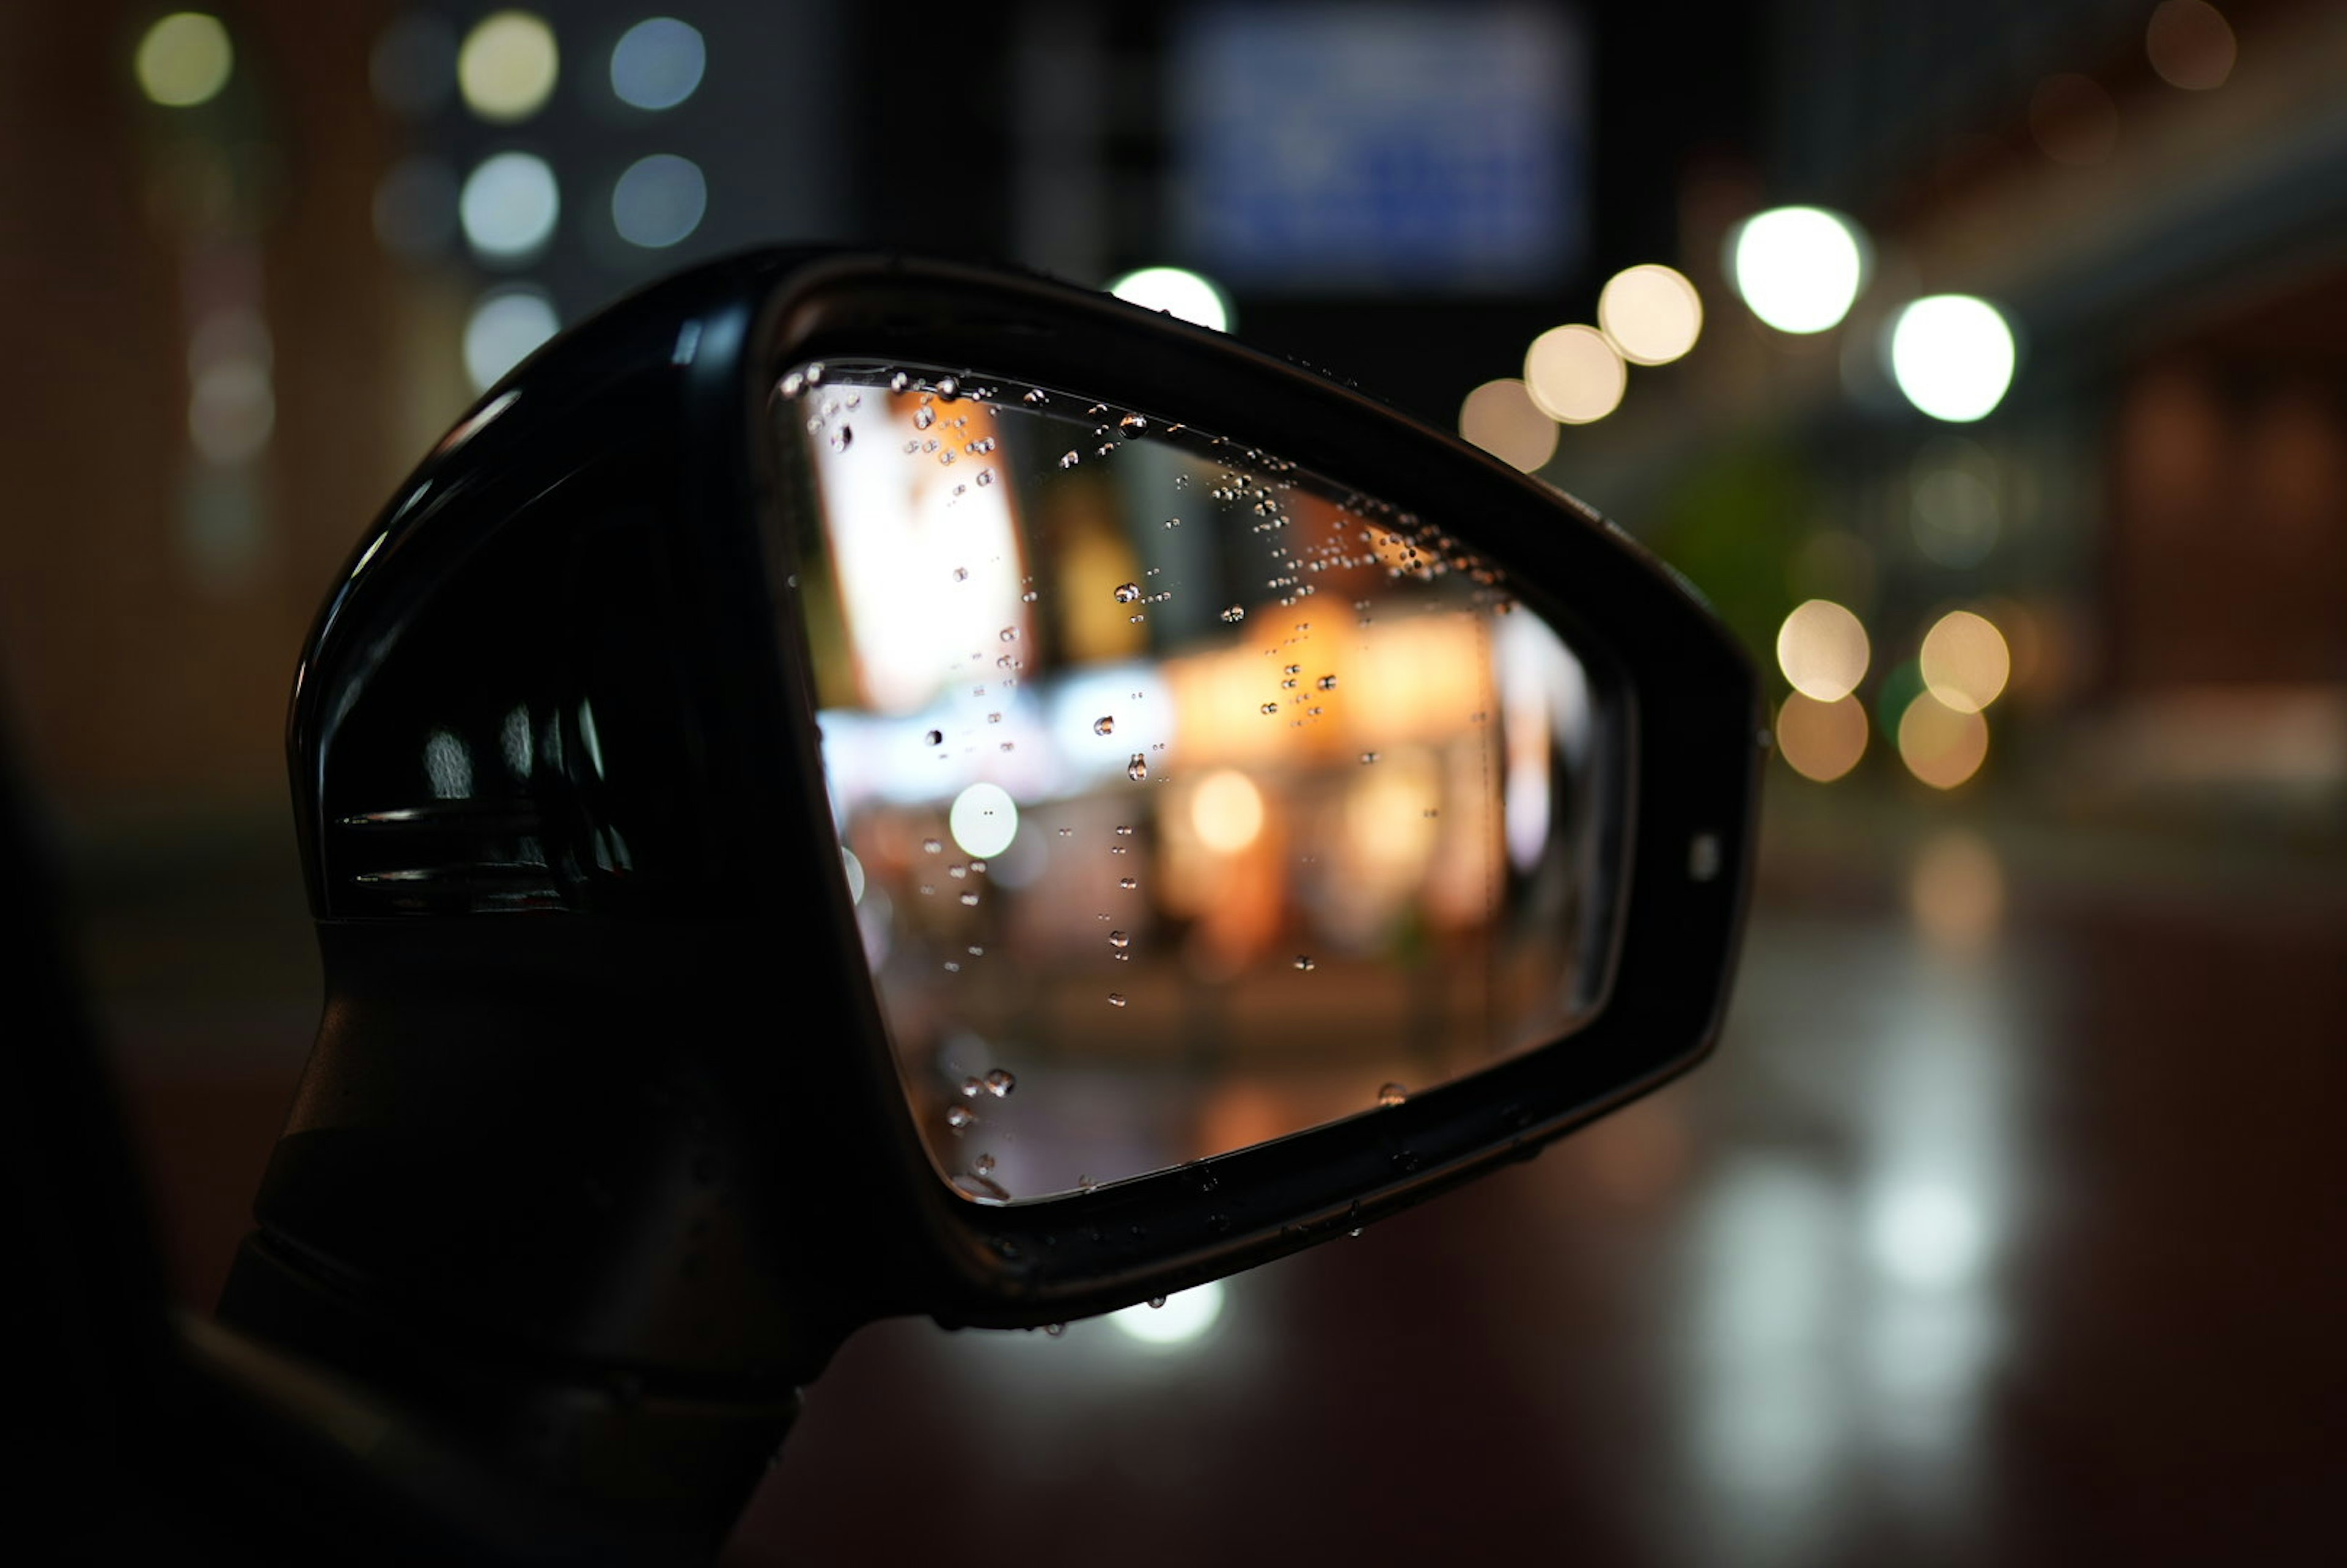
left=222, top=249, right=1761, bottom=1553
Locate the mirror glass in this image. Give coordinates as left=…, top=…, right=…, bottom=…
left=775, top=361, right=1623, bottom=1202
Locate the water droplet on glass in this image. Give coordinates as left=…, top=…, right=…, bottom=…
left=1117, top=877, right=1137, bottom=890
left=914, top=406, right=935, bottom=430
left=1295, top=954, right=1316, bottom=972
left=968, top=944, right=985, bottom=956
left=1318, top=674, right=1338, bottom=691
left=1378, top=1082, right=1409, bottom=1107
left=974, top=1152, right=995, bottom=1175
left=1109, top=929, right=1129, bottom=950
left=936, top=375, right=960, bottom=399
left=969, top=860, right=986, bottom=874
left=1023, top=387, right=1047, bottom=405
left=1283, top=664, right=1301, bottom=676
left=960, top=891, right=980, bottom=907
left=1096, top=443, right=1116, bottom=457
left=975, top=470, right=994, bottom=487
left=1045, top=1322, right=1065, bottom=1338
left=829, top=425, right=853, bottom=453
left=779, top=371, right=807, bottom=399
left=925, top=729, right=943, bottom=746
left=1020, top=588, right=1038, bottom=603
left=1221, top=606, right=1245, bottom=623
left=889, top=371, right=911, bottom=394
left=943, top=960, right=961, bottom=972
left=1093, top=716, right=1115, bottom=736
left=1148, top=1295, right=1167, bottom=1310
left=958, top=1075, right=984, bottom=1098
left=1174, top=474, right=1191, bottom=490
left=1360, top=751, right=1379, bottom=765
left=1126, top=754, right=1148, bottom=782
left=923, top=838, right=943, bottom=854
left=1057, top=826, right=1073, bottom=837
left=1079, top=1174, right=1098, bottom=1192
left=946, top=1105, right=974, bottom=1129
left=952, top=566, right=969, bottom=582
left=1259, top=703, right=1279, bottom=716
left=1114, top=582, right=1142, bottom=604
left=1107, top=992, right=1128, bottom=1008
left=1059, top=450, right=1081, bottom=469
left=1000, top=627, right=1018, bottom=642
left=987, top=712, right=1002, bottom=724
left=985, top=1068, right=1015, bottom=1097
left=1120, top=412, right=1147, bottom=433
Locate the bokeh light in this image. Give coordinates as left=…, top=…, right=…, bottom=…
left=458, top=11, right=559, bottom=123
left=611, top=153, right=707, bottom=248
left=1728, top=207, right=1865, bottom=334
left=1776, top=692, right=1868, bottom=783
left=1110, top=1281, right=1225, bottom=1346
left=1908, top=831, right=2005, bottom=955
left=1106, top=266, right=1231, bottom=332
left=1522, top=325, right=1626, bottom=424
left=1919, top=610, right=2011, bottom=713
left=1889, top=296, right=2016, bottom=423
left=2147, top=0, right=2236, bottom=90
left=135, top=13, right=233, bottom=108
left=1598, top=263, right=1703, bottom=365
left=611, top=17, right=706, bottom=110
left=1191, top=768, right=1266, bottom=854
left=370, top=13, right=457, bottom=119
left=460, top=152, right=560, bottom=260
left=949, top=782, right=1019, bottom=860
left=1897, top=692, right=1989, bottom=789
left=1776, top=598, right=1871, bottom=701
left=1458, top=378, right=1559, bottom=472
left=463, top=286, right=558, bottom=392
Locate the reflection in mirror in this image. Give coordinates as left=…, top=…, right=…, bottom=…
left=774, top=362, right=1624, bottom=1202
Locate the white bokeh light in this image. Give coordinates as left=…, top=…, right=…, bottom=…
left=1889, top=296, right=2017, bottom=423
left=610, top=17, right=706, bottom=109
left=460, top=152, right=560, bottom=260
left=1106, top=266, right=1232, bottom=332
left=1109, top=1281, right=1225, bottom=1345
left=949, top=782, right=1019, bottom=860
left=1729, top=206, right=1866, bottom=334
left=611, top=153, right=707, bottom=248
left=463, top=287, right=559, bottom=392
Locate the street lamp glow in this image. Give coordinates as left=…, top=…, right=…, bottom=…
left=136, top=13, right=233, bottom=107
left=1107, top=266, right=1230, bottom=332
left=1728, top=207, right=1865, bottom=334
left=1889, top=296, right=2017, bottom=422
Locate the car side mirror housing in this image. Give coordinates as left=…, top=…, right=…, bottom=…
left=220, top=250, right=1760, bottom=1557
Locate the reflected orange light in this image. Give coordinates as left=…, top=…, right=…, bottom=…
left=1897, top=692, right=1989, bottom=789
left=1776, top=599, right=1870, bottom=701
left=1522, top=325, right=1625, bottom=425
left=1919, top=610, right=2010, bottom=713
left=1776, top=692, right=1867, bottom=782
left=1457, top=378, right=1559, bottom=472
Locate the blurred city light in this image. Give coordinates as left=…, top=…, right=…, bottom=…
left=1597, top=263, right=1703, bottom=365
left=135, top=13, right=233, bottom=108
left=2147, top=0, right=2237, bottom=90
left=458, top=11, right=559, bottom=124
left=1457, top=378, right=1559, bottom=472
left=1727, top=207, right=1865, bottom=334
left=611, top=153, right=707, bottom=248
left=1919, top=611, right=2011, bottom=714
left=1908, top=831, right=2004, bottom=955
left=1190, top=768, right=1266, bottom=854
left=463, top=286, right=558, bottom=392
left=370, top=13, right=457, bottom=119
left=1889, top=296, right=2016, bottom=423
left=1896, top=692, right=1989, bottom=789
left=1776, top=692, right=1868, bottom=783
left=1868, top=1183, right=1988, bottom=1289
left=949, top=782, right=1019, bottom=859
left=1111, top=1281, right=1225, bottom=1346
left=1106, top=266, right=1232, bottom=332
left=1775, top=598, right=1870, bottom=702
left=610, top=17, right=706, bottom=110
left=1522, top=324, right=1625, bottom=424
left=460, top=152, right=560, bottom=261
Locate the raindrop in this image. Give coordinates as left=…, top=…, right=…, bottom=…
left=925, top=729, right=944, bottom=746
left=1057, top=827, right=1073, bottom=837
left=1020, top=588, right=1038, bottom=603
left=1174, top=475, right=1190, bottom=489
left=974, top=1152, right=996, bottom=1175
left=1080, top=1175, right=1098, bottom=1192
left=1259, top=703, right=1279, bottom=715
left=959, top=1075, right=984, bottom=1097
left=1045, top=1322, right=1065, bottom=1338
left=1114, top=582, right=1142, bottom=603
left=953, top=566, right=969, bottom=582
left=1295, top=954, right=1316, bottom=972
left=1318, top=674, right=1338, bottom=691
left=1115, top=824, right=1134, bottom=835
left=943, top=960, right=961, bottom=972
left=1119, top=412, right=1146, bottom=433
left=914, top=406, right=935, bottom=430
left=975, top=471, right=994, bottom=486
left=947, top=1105, right=974, bottom=1129
left=936, top=375, right=960, bottom=399
left=1360, top=751, right=1380, bottom=765
left=1107, top=993, right=1128, bottom=1008
left=1059, top=451, right=1080, bottom=469
left=1096, top=443, right=1116, bottom=457
left=1148, top=1295, right=1167, bottom=1310
left=1109, top=929, right=1129, bottom=949
left=1378, top=1082, right=1408, bottom=1107
left=828, top=425, right=853, bottom=453
left=985, top=1068, right=1015, bottom=1097
left=987, top=712, right=1002, bottom=724
left=1284, top=664, right=1301, bottom=675
left=923, top=838, right=943, bottom=854
left=1094, top=716, right=1115, bottom=736
left=780, top=372, right=807, bottom=398
left=1126, top=754, right=1148, bottom=782
left=968, top=944, right=985, bottom=956
left=1164, top=516, right=1182, bottom=529
left=1023, top=387, right=1047, bottom=405
left=1221, top=606, right=1245, bottom=623
left=1117, top=877, right=1137, bottom=890
left=999, top=627, right=1018, bottom=642
left=960, top=891, right=980, bottom=906
left=889, top=371, right=911, bottom=393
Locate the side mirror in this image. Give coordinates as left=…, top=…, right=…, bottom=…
left=221, top=251, right=1760, bottom=1557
